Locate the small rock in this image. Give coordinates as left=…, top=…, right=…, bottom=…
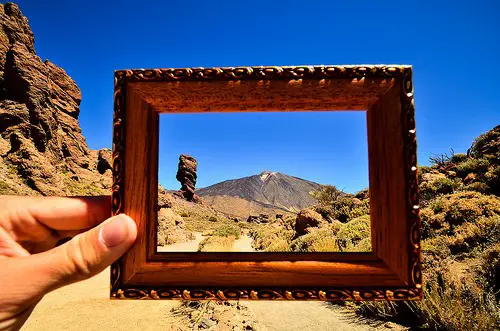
left=199, top=318, right=217, bottom=329
left=384, top=322, right=396, bottom=328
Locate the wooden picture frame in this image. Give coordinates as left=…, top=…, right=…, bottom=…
left=110, top=65, right=422, bottom=301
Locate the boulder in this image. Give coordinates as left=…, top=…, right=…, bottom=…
left=247, top=214, right=269, bottom=224
left=294, top=208, right=327, bottom=236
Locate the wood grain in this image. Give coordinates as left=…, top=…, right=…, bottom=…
left=367, top=85, right=409, bottom=284
left=128, top=78, right=393, bottom=113
left=122, top=89, right=158, bottom=283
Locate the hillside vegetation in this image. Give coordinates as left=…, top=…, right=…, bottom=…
left=248, top=125, right=500, bottom=330
left=357, top=125, right=500, bottom=330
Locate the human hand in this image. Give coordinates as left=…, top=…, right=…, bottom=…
left=0, top=195, right=137, bottom=331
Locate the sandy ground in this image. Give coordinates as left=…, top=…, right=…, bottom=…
left=21, top=268, right=399, bottom=331
left=231, top=234, right=255, bottom=252
left=159, top=232, right=256, bottom=252
left=21, top=269, right=186, bottom=331
left=22, top=235, right=405, bottom=331
left=158, top=232, right=206, bottom=252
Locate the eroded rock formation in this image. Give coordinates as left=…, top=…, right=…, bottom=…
left=0, top=3, right=111, bottom=195
left=175, top=154, right=200, bottom=202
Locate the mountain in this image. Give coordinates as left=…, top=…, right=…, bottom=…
left=0, top=3, right=111, bottom=196
left=196, top=171, right=322, bottom=215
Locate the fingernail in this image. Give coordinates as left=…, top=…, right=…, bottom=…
left=98, top=214, right=132, bottom=247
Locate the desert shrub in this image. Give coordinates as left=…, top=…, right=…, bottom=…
left=212, top=224, right=241, bottom=239
left=64, top=176, right=106, bottom=196
left=290, top=226, right=339, bottom=252
left=0, top=180, right=16, bottom=194
left=352, top=237, right=371, bottom=251
left=332, top=197, right=357, bottom=223
left=418, top=165, right=432, bottom=177
left=354, top=188, right=369, bottom=200
left=208, top=215, right=218, bottom=222
left=311, top=185, right=369, bottom=223
left=421, top=192, right=500, bottom=239
left=354, top=126, right=500, bottom=330
left=320, top=197, right=370, bottom=223
left=266, top=238, right=292, bottom=252
left=419, top=176, right=460, bottom=202
left=462, top=181, right=490, bottom=193
left=429, top=150, right=455, bottom=168
left=455, top=158, right=490, bottom=178
left=310, top=184, right=344, bottom=206
left=485, top=165, right=500, bottom=195
left=179, top=211, right=190, bottom=217
left=450, top=153, right=468, bottom=164
left=357, top=260, right=500, bottom=330
left=468, top=125, right=500, bottom=163
left=250, top=225, right=294, bottom=251
left=446, top=216, right=500, bottom=255
left=475, top=243, right=500, bottom=300
left=336, top=215, right=371, bottom=250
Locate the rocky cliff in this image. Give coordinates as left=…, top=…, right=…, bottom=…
left=0, top=2, right=111, bottom=196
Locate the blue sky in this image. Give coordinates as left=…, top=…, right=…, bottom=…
left=12, top=0, right=499, bottom=192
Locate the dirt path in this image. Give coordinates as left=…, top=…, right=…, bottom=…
left=158, top=232, right=205, bottom=252
left=245, top=301, right=389, bottom=331
left=21, top=269, right=185, bottom=331
left=232, top=234, right=255, bottom=252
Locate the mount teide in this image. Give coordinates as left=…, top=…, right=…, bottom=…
left=196, top=171, right=322, bottom=216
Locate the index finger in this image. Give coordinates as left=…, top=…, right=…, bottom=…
left=1, top=195, right=111, bottom=231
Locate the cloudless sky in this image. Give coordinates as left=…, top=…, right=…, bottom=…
left=11, top=0, right=499, bottom=191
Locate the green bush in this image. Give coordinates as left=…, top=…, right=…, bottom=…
left=336, top=215, right=371, bottom=249
left=354, top=188, right=369, bottom=200
left=419, top=176, right=460, bottom=202
left=266, top=238, right=292, bottom=252
left=250, top=225, right=294, bottom=251
left=357, top=263, right=500, bottom=330
left=455, top=158, right=490, bottom=178
left=311, top=185, right=369, bottom=223
left=342, top=237, right=372, bottom=252
left=212, top=224, right=241, bottom=239
left=290, top=226, right=339, bottom=252
left=421, top=192, right=500, bottom=237
left=447, top=216, right=500, bottom=255
left=476, top=243, right=500, bottom=300
left=462, top=181, right=490, bottom=193
left=468, top=125, right=500, bottom=163
left=450, top=153, right=468, bottom=164
left=485, top=165, right=500, bottom=195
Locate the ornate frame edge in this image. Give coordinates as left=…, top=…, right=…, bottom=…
left=110, top=65, right=422, bottom=301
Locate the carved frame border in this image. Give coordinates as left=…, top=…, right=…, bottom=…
left=110, top=65, right=421, bottom=301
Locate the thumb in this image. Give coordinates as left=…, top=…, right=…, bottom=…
left=9, top=214, right=137, bottom=296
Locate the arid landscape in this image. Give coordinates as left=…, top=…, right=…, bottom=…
left=157, top=154, right=371, bottom=253
left=1, top=2, right=499, bottom=330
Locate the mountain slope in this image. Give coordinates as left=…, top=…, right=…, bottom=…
left=196, top=171, right=322, bottom=213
